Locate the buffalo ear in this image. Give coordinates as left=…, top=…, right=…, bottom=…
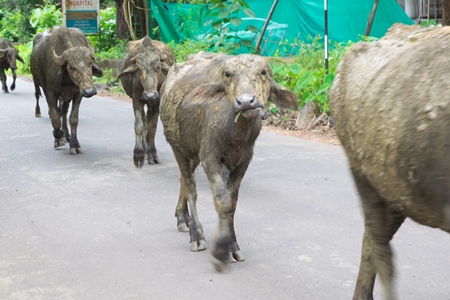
left=92, top=63, right=103, bottom=77
left=0, top=49, right=7, bottom=59
left=117, top=64, right=137, bottom=79
left=17, top=54, right=24, bottom=64
left=268, top=79, right=298, bottom=110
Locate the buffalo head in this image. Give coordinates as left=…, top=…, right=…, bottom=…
left=189, top=54, right=297, bottom=120
left=0, top=47, right=24, bottom=70
left=52, top=46, right=102, bottom=98
left=118, top=52, right=170, bottom=102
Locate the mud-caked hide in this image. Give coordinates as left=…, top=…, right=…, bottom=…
left=30, top=26, right=103, bottom=154
left=118, top=36, right=176, bottom=167
left=329, top=23, right=450, bottom=300
left=0, top=38, right=24, bottom=93
left=159, top=53, right=297, bottom=271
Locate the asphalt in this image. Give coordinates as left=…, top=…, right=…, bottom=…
left=0, top=78, right=449, bottom=300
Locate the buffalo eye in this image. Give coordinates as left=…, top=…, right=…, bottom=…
left=223, top=71, right=232, bottom=78
left=260, top=70, right=267, bottom=76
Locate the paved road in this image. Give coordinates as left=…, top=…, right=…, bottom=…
left=0, top=78, right=449, bottom=300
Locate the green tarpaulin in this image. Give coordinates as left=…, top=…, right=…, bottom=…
left=149, top=0, right=414, bottom=56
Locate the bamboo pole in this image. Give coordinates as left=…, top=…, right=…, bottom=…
left=365, top=0, right=380, bottom=36
left=254, top=0, right=279, bottom=54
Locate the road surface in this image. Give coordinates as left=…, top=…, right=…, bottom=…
left=0, top=78, right=449, bottom=299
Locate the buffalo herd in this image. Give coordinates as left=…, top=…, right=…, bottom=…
left=2, top=24, right=450, bottom=299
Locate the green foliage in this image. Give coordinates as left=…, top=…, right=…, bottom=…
left=0, top=9, right=30, bottom=42
left=29, top=4, right=62, bottom=33
left=270, top=36, right=352, bottom=114
left=95, top=40, right=127, bottom=59
left=89, top=7, right=118, bottom=52
left=419, top=19, right=438, bottom=27
left=15, top=41, right=33, bottom=75
left=203, top=0, right=257, bottom=54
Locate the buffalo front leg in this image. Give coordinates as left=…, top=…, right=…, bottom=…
left=68, top=95, right=82, bottom=154
left=202, top=160, right=243, bottom=272
left=351, top=170, right=405, bottom=300
left=34, top=82, right=41, bottom=117
left=173, top=151, right=207, bottom=252
left=222, top=164, right=249, bottom=263
left=46, top=93, right=65, bottom=149
left=60, top=100, right=71, bottom=142
left=10, top=68, right=17, bottom=91
left=145, top=104, right=160, bottom=165
left=133, top=101, right=146, bottom=168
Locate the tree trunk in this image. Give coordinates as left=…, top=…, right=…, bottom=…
left=443, top=0, right=450, bottom=26
left=115, top=0, right=130, bottom=40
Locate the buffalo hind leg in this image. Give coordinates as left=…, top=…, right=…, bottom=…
left=174, top=158, right=197, bottom=232
left=145, top=104, right=160, bottom=165
left=352, top=171, right=405, bottom=300
left=173, top=151, right=207, bottom=251
left=0, top=69, right=8, bottom=93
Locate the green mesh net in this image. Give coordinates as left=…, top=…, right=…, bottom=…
left=149, top=0, right=414, bottom=56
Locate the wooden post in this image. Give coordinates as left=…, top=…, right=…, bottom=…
left=365, top=0, right=380, bottom=36
left=255, top=0, right=279, bottom=54
left=324, top=0, right=328, bottom=74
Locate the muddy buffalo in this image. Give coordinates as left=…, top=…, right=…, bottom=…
left=0, top=38, right=24, bottom=94
left=160, top=53, right=297, bottom=271
left=118, top=36, right=175, bottom=167
left=30, top=26, right=102, bottom=154
left=329, top=24, right=450, bottom=300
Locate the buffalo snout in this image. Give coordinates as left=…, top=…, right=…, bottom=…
left=234, top=93, right=263, bottom=112
left=142, top=91, right=159, bottom=102
left=82, top=87, right=97, bottom=98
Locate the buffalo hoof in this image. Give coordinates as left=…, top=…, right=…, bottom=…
left=54, top=139, right=65, bottom=148
left=210, top=256, right=227, bottom=272
left=147, top=152, right=160, bottom=165
left=10, top=84, right=15, bottom=91
left=35, top=112, right=41, bottom=118
left=190, top=239, right=207, bottom=252
left=70, top=147, right=83, bottom=155
left=133, top=149, right=145, bottom=168
left=3, top=89, right=8, bottom=94
left=232, top=250, right=245, bottom=262
left=177, top=223, right=189, bottom=232
left=134, top=158, right=145, bottom=168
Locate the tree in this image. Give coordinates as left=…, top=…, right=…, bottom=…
left=115, top=0, right=130, bottom=39
left=443, top=0, right=450, bottom=26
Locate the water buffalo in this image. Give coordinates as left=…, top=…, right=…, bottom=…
left=329, top=24, right=450, bottom=300
left=30, top=26, right=102, bottom=154
left=0, top=38, right=24, bottom=94
left=118, top=36, right=175, bottom=167
left=160, top=53, right=297, bottom=271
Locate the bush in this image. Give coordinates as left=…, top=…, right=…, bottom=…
left=0, top=9, right=30, bottom=42
left=88, top=7, right=119, bottom=52
left=270, top=36, right=353, bottom=115
left=29, top=4, right=62, bottom=34
left=15, top=41, right=33, bottom=75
